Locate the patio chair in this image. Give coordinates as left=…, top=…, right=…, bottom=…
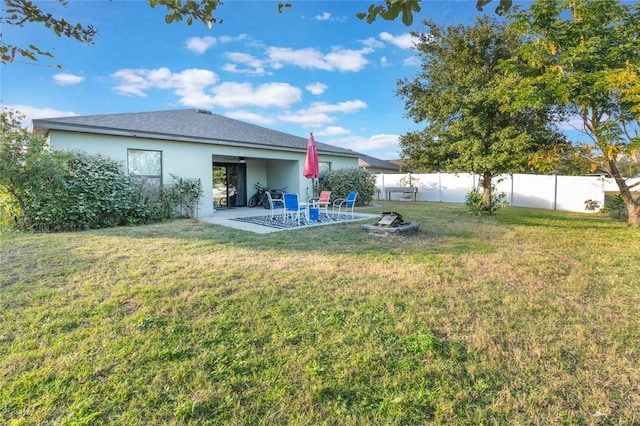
left=332, top=191, right=358, bottom=219
left=309, top=190, right=331, bottom=218
left=264, top=191, right=285, bottom=221
left=283, top=193, right=308, bottom=225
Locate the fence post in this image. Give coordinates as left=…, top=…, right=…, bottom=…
left=553, top=173, right=558, bottom=210
left=510, top=174, right=514, bottom=206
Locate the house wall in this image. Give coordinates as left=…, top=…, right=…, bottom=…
left=47, top=130, right=359, bottom=217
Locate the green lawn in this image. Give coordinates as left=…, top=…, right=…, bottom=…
left=1, top=202, right=639, bottom=425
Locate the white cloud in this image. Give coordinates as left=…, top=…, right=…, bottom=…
left=111, top=67, right=219, bottom=108
left=315, top=12, right=331, bottom=21
left=302, top=100, right=367, bottom=114
left=313, top=12, right=346, bottom=22
left=186, top=34, right=247, bottom=53
left=267, top=46, right=372, bottom=72
left=2, top=104, right=77, bottom=128
left=324, top=47, right=373, bottom=72
left=306, top=82, right=328, bottom=95
left=315, top=126, right=350, bottom=137
left=186, top=36, right=217, bottom=53
left=223, top=52, right=267, bottom=74
left=403, top=56, right=422, bottom=66
left=380, top=56, right=390, bottom=67
left=361, top=37, right=385, bottom=49
left=111, top=68, right=303, bottom=110
left=224, top=110, right=275, bottom=125
left=328, top=133, right=401, bottom=154
left=53, top=73, right=85, bottom=86
left=209, top=82, right=301, bottom=108
left=379, top=32, right=415, bottom=49
left=277, top=100, right=367, bottom=128
left=279, top=112, right=335, bottom=127
left=219, top=34, right=248, bottom=43
left=556, top=114, right=587, bottom=131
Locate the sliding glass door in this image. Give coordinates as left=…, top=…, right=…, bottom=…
left=212, top=162, right=247, bottom=208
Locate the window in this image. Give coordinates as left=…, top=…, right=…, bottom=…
left=127, top=149, right=162, bottom=186
left=319, top=161, right=331, bottom=177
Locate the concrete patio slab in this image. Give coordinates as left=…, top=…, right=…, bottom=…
left=198, top=207, right=377, bottom=234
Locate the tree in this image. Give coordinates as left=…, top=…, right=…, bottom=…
left=396, top=16, right=567, bottom=212
left=357, top=0, right=513, bottom=26
left=504, top=0, right=640, bottom=227
left=1, top=0, right=510, bottom=65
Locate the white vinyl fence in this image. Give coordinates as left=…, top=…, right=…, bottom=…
left=375, top=173, right=640, bottom=213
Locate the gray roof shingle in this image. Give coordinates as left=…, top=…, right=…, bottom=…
left=358, top=153, right=401, bottom=171
left=32, top=108, right=359, bottom=157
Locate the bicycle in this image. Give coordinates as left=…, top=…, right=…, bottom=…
left=248, top=183, right=288, bottom=208
left=248, top=183, right=268, bottom=207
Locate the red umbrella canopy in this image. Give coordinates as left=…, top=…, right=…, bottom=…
left=304, top=132, right=320, bottom=179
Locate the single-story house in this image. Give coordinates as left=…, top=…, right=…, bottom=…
left=358, top=153, right=401, bottom=174
left=32, top=108, right=360, bottom=217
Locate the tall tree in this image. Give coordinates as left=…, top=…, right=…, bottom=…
left=504, top=0, right=640, bottom=227
left=397, top=16, right=567, bottom=211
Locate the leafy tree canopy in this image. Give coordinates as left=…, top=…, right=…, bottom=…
left=502, top=0, right=640, bottom=226
left=396, top=16, right=567, bottom=211
left=357, top=0, right=513, bottom=26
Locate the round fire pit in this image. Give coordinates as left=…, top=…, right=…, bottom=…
left=361, top=211, right=420, bottom=236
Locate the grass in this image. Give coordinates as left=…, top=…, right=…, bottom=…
left=1, top=201, right=639, bottom=425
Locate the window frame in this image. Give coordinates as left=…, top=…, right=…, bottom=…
left=127, top=148, right=163, bottom=186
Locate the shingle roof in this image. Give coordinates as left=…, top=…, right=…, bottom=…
left=32, top=108, right=359, bottom=157
left=358, top=153, right=401, bottom=171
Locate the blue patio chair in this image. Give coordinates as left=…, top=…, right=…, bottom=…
left=283, top=193, right=308, bottom=225
left=264, top=191, right=285, bottom=221
left=332, top=191, right=358, bottom=219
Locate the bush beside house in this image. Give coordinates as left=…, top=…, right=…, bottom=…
left=321, top=168, right=376, bottom=206
left=0, top=137, right=201, bottom=232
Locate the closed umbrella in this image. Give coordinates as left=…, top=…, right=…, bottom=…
left=304, top=132, right=320, bottom=197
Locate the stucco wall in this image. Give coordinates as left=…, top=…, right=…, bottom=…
left=47, top=130, right=359, bottom=217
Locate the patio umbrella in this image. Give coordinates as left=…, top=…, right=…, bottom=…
left=303, top=132, right=320, bottom=196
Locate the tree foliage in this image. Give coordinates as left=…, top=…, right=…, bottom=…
left=503, top=0, right=640, bottom=227
left=0, top=109, right=71, bottom=227
left=356, top=0, right=514, bottom=26
left=397, top=16, right=567, bottom=212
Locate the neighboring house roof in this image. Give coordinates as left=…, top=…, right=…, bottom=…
left=388, top=159, right=414, bottom=172
left=358, top=153, right=401, bottom=172
left=32, top=108, right=359, bottom=158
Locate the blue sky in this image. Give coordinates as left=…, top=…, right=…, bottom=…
left=2, top=1, right=494, bottom=160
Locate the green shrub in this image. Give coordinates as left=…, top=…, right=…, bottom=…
left=584, top=199, right=601, bottom=211
left=129, top=175, right=203, bottom=224
left=167, top=174, right=204, bottom=218
left=320, top=168, right=376, bottom=206
left=465, top=186, right=508, bottom=215
left=602, top=194, right=628, bottom=221
left=0, top=134, right=203, bottom=231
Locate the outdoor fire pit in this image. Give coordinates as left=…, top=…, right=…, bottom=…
left=361, top=211, right=420, bottom=236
